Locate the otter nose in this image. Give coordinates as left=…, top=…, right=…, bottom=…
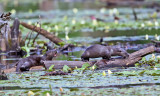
left=20, top=65, right=29, bottom=71
left=126, top=53, right=129, bottom=57
left=124, top=53, right=129, bottom=58
left=20, top=66, right=26, bottom=71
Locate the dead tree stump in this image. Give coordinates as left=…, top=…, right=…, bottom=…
left=0, top=13, right=21, bottom=52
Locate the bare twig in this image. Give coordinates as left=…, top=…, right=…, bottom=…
left=27, top=26, right=36, bottom=47
left=32, top=16, right=42, bottom=47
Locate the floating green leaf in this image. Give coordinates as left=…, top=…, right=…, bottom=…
left=63, top=65, right=71, bottom=72
left=48, top=65, right=55, bottom=72
left=82, top=63, right=90, bottom=69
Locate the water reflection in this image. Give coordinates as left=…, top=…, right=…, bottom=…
left=0, top=38, right=6, bottom=52
left=0, top=55, right=6, bottom=72
left=1, top=55, right=6, bottom=66
left=40, top=0, right=55, bottom=11
left=0, top=83, right=159, bottom=90
left=0, top=86, right=43, bottom=90
left=0, top=54, right=20, bottom=70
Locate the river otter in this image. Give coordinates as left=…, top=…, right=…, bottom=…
left=81, top=44, right=129, bottom=61
left=16, top=49, right=57, bottom=72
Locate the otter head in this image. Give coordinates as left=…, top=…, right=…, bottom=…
left=115, top=48, right=129, bottom=58
left=44, top=49, right=57, bottom=60
left=20, top=61, right=32, bottom=71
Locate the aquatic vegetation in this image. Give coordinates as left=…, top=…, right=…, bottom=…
left=0, top=1, right=160, bottom=95
left=114, top=56, right=160, bottom=77
left=135, top=55, right=160, bottom=67
left=12, top=7, right=159, bottom=38
left=48, top=65, right=55, bottom=72
left=63, top=65, right=71, bottom=73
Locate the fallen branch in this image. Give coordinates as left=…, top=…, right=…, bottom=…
left=20, top=22, right=64, bottom=46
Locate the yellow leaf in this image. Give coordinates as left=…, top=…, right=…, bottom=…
left=55, top=25, right=59, bottom=31
left=108, top=69, right=112, bottom=74
left=102, top=71, right=106, bottom=76
left=72, top=19, right=76, bottom=25
left=114, top=20, right=119, bottom=24
left=59, top=87, right=63, bottom=92
left=145, top=34, right=148, bottom=40
left=154, top=67, right=157, bottom=70
left=28, top=91, right=34, bottom=96
left=65, top=35, right=70, bottom=40
left=73, top=8, right=78, bottom=14
left=93, top=19, right=98, bottom=26
left=92, top=66, right=95, bottom=70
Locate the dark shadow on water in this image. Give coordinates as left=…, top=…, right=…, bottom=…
left=86, top=83, right=160, bottom=89
left=0, top=86, right=43, bottom=90
left=0, top=83, right=160, bottom=91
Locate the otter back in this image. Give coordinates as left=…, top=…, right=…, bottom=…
left=81, top=44, right=129, bottom=61
left=81, top=44, right=108, bottom=58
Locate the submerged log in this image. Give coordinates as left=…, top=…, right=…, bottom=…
left=44, top=61, right=94, bottom=69
left=44, top=46, right=157, bottom=69
left=20, top=22, right=64, bottom=46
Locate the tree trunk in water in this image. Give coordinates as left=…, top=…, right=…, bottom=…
left=0, top=13, right=21, bottom=52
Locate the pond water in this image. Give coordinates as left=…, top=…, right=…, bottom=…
left=0, top=0, right=160, bottom=95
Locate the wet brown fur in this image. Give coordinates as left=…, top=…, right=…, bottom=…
left=16, top=50, right=57, bottom=72
left=81, top=44, right=129, bottom=61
